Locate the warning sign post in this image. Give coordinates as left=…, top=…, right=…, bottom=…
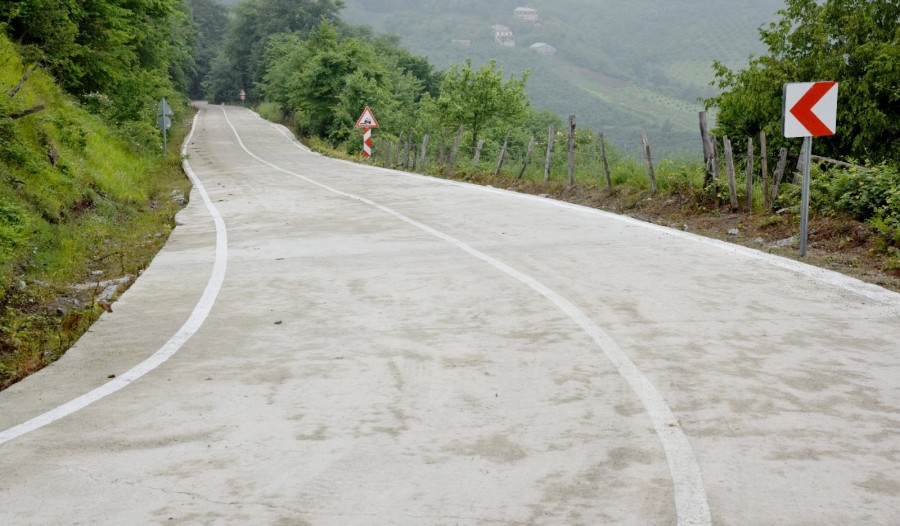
left=783, top=81, right=839, bottom=257
left=355, top=106, right=379, bottom=158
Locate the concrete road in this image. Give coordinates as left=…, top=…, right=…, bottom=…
left=2, top=103, right=899, bottom=525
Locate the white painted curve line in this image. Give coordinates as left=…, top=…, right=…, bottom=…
left=0, top=112, right=229, bottom=446
left=264, top=115, right=900, bottom=311
left=223, top=106, right=711, bottom=526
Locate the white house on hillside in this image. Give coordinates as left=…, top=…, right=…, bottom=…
left=530, top=42, right=557, bottom=56
left=514, top=7, right=539, bottom=23
left=492, top=24, right=515, bottom=46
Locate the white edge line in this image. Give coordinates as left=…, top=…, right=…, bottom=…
left=224, top=106, right=712, bottom=525
left=0, top=111, right=228, bottom=446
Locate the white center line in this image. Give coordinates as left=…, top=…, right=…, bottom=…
left=223, top=106, right=712, bottom=526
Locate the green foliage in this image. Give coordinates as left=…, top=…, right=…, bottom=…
left=2, top=0, right=196, bottom=145
left=774, top=163, right=900, bottom=249
left=204, top=0, right=345, bottom=103
left=0, top=34, right=192, bottom=388
left=187, top=0, right=230, bottom=99
left=707, top=0, right=900, bottom=163
left=832, top=165, right=900, bottom=248
left=426, top=59, right=529, bottom=151
left=339, top=0, right=783, bottom=154
left=259, top=20, right=426, bottom=144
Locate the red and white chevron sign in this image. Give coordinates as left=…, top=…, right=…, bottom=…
left=362, top=128, right=373, bottom=157
left=783, top=81, right=838, bottom=138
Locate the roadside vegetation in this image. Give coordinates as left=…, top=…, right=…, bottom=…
left=0, top=0, right=196, bottom=389
left=238, top=0, right=899, bottom=288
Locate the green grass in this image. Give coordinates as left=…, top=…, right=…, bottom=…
left=0, top=35, right=193, bottom=390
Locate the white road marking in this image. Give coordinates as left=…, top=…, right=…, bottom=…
left=224, top=107, right=712, bottom=526
left=266, top=121, right=900, bottom=310
left=0, top=112, right=228, bottom=446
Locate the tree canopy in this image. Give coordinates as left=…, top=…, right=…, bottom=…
left=706, top=0, right=900, bottom=163
left=426, top=59, right=530, bottom=151
left=1, top=0, right=196, bottom=143
left=204, top=0, right=344, bottom=103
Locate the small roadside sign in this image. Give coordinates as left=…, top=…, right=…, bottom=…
left=782, top=81, right=839, bottom=258
left=158, top=98, right=174, bottom=117
left=240, top=89, right=246, bottom=102
left=157, top=97, right=174, bottom=152
left=783, top=82, right=838, bottom=138
left=355, top=106, right=379, bottom=128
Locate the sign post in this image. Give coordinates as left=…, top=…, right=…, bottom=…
left=157, top=97, right=174, bottom=151
left=355, top=106, right=379, bottom=158
left=782, top=81, right=838, bottom=257
left=240, top=89, right=246, bottom=105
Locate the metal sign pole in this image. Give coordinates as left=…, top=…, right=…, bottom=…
left=799, top=136, right=812, bottom=257
left=158, top=97, right=174, bottom=152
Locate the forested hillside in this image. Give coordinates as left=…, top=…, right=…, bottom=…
left=339, top=0, right=784, bottom=154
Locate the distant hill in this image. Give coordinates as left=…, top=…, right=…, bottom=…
left=339, top=0, right=783, bottom=156
left=209, top=0, right=783, bottom=155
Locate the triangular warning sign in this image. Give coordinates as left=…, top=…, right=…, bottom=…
left=355, top=106, right=379, bottom=128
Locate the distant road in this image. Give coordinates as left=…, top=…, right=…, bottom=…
left=2, top=103, right=899, bottom=525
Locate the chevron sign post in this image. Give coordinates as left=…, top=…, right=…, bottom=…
left=355, top=106, right=379, bottom=158
left=783, top=81, right=839, bottom=257
left=783, top=81, right=838, bottom=138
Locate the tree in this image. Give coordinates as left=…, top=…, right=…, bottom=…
left=259, top=20, right=426, bottom=146
left=430, top=59, right=530, bottom=151
left=188, top=0, right=229, bottom=99
left=2, top=0, right=195, bottom=143
left=204, top=0, right=344, bottom=103
left=706, top=0, right=900, bottom=164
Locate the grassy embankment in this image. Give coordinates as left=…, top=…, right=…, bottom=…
left=0, top=35, right=192, bottom=390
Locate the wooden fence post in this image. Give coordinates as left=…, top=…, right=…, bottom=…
left=517, top=135, right=536, bottom=180
left=599, top=131, right=612, bottom=188
left=723, top=136, right=739, bottom=210
left=747, top=137, right=754, bottom=211
left=393, top=137, right=402, bottom=167
left=709, top=134, right=720, bottom=201
left=404, top=130, right=413, bottom=168
left=400, top=130, right=408, bottom=168
left=7, top=64, right=39, bottom=99
left=473, top=139, right=484, bottom=167
left=494, top=131, right=510, bottom=177
left=794, top=140, right=806, bottom=184
left=772, top=147, right=789, bottom=203
left=544, top=124, right=555, bottom=183
left=419, top=134, right=429, bottom=170
left=760, top=131, right=769, bottom=209
left=567, top=115, right=576, bottom=187
left=700, top=111, right=713, bottom=188
left=448, top=124, right=464, bottom=171
left=641, top=130, right=657, bottom=194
